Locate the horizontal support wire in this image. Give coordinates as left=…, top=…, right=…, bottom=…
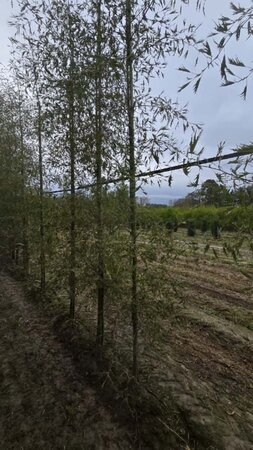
left=45, top=150, right=253, bottom=195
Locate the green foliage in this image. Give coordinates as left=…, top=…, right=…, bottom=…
left=0, top=82, right=33, bottom=266
left=137, top=205, right=178, bottom=230
left=200, top=217, right=209, bottom=233
left=199, top=179, right=232, bottom=206
left=4, top=0, right=252, bottom=414
left=211, top=220, right=220, bottom=239
left=137, top=204, right=253, bottom=234
left=175, top=179, right=233, bottom=208
left=187, top=219, right=196, bottom=237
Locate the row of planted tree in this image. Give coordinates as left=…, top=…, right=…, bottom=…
left=1, top=0, right=252, bottom=380
left=1, top=0, right=204, bottom=379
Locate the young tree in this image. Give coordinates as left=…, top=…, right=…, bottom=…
left=10, top=9, right=48, bottom=293
left=0, top=80, right=22, bottom=258
left=0, top=75, right=35, bottom=273
left=125, top=0, right=138, bottom=378
left=94, top=0, right=105, bottom=347
left=120, top=0, right=205, bottom=378
left=17, top=92, right=30, bottom=276
left=12, top=0, right=93, bottom=315
left=10, top=0, right=208, bottom=379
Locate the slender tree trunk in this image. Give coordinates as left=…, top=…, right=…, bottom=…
left=69, top=94, right=76, bottom=319
left=37, top=97, right=46, bottom=296
left=126, top=0, right=138, bottom=379
left=18, top=100, right=29, bottom=278
left=68, top=15, right=76, bottom=319
left=95, top=0, right=105, bottom=348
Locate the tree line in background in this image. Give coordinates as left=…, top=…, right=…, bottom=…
left=175, top=179, right=253, bottom=207
left=0, top=0, right=252, bottom=383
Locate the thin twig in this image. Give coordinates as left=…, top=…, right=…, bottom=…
left=157, top=417, right=190, bottom=447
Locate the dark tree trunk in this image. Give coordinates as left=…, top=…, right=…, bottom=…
left=126, top=0, right=138, bottom=379
left=68, top=14, right=76, bottom=320
left=37, top=97, right=46, bottom=296
left=19, top=100, right=29, bottom=278
left=95, top=0, right=105, bottom=348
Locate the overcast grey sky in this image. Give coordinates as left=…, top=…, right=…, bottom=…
left=146, top=0, right=253, bottom=202
left=1, top=0, right=252, bottom=203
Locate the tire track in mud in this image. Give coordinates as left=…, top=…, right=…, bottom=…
left=182, top=279, right=253, bottom=310
left=170, top=265, right=251, bottom=295
left=169, top=255, right=252, bottom=292
left=152, top=312, right=253, bottom=450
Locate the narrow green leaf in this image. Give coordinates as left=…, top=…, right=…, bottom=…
left=228, top=57, right=245, bottom=67
left=240, top=85, right=247, bottom=100
left=178, top=81, right=191, bottom=92
left=221, top=80, right=234, bottom=86
left=220, top=55, right=227, bottom=79
left=178, top=66, right=191, bottom=73
left=193, top=77, right=201, bottom=93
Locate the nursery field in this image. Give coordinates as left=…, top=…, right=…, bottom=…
left=3, top=202, right=251, bottom=450
left=2, top=0, right=253, bottom=447
left=137, top=229, right=253, bottom=449
left=0, top=227, right=252, bottom=449
left=172, top=228, right=253, bottom=263
left=104, top=228, right=253, bottom=449
left=68, top=227, right=252, bottom=449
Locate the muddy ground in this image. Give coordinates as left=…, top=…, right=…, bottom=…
left=0, top=271, right=134, bottom=450
left=144, top=253, right=253, bottom=450
left=0, top=240, right=253, bottom=450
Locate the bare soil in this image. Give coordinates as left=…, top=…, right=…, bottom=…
left=0, top=272, right=134, bottom=450
left=144, top=252, right=253, bottom=450
left=1, top=236, right=253, bottom=450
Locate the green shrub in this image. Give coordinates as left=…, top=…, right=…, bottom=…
left=200, top=217, right=209, bottom=233
left=165, top=218, right=174, bottom=232
left=211, top=220, right=220, bottom=239
left=187, top=219, right=196, bottom=237
left=137, top=204, right=253, bottom=234
left=173, top=217, right=178, bottom=232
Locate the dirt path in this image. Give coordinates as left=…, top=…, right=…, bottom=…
left=0, top=273, right=133, bottom=450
